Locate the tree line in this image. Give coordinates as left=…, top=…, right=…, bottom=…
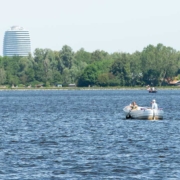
left=0, top=43, right=180, bottom=87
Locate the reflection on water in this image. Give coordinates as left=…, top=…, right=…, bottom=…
left=0, top=90, right=180, bottom=179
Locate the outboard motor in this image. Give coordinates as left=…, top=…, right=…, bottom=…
left=126, top=114, right=132, bottom=119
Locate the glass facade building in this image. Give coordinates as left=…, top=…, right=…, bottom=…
left=3, top=26, right=31, bottom=56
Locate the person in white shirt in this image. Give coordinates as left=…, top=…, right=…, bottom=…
left=151, top=99, right=158, bottom=109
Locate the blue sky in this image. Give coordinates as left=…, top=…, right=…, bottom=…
left=1, top=0, right=180, bottom=56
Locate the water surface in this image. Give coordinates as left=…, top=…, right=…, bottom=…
left=0, top=90, right=180, bottom=179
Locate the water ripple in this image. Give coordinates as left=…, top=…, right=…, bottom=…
left=0, top=90, right=180, bottom=179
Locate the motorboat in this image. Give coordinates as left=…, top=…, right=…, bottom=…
left=123, top=105, right=164, bottom=120
left=146, top=86, right=157, bottom=93
left=148, top=90, right=157, bottom=93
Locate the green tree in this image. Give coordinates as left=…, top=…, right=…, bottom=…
left=62, top=68, right=71, bottom=86
left=78, top=59, right=113, bottom=86
left=75, top=48, right=91, bottom=64
left=0, top=68, right=6, bottom=85
left=110, top=53, right=131, bottom=86
left=60, top=45, right=74, bottom=69
left=97, top=73, right=118, bottom=86
left=91, top=50, right=110, bottom=62
left=78, top=64, right=99, bottom=86
left=129, top=51, right=142, bottom=86
left=141, top=44, right=178, bottom=86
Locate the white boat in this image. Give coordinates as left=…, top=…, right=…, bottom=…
left=148, top=90, right=157, bottom=93
left=123, top=105, right=164, bottom=120
left=146, top=86, right=157, bottom=93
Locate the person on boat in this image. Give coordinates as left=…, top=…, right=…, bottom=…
left=149, top=87, right=152, bottom=92
left=146, top=85, right=150, bottom=91
left=130, top=101, right=138, bottom=110
left=151, top=99, right=158, bottom=109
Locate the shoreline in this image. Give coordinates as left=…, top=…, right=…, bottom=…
left=0, top=87, right=180, bottom=91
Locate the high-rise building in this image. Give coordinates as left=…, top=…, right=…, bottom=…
left=3, top=26, right=31, bottom=57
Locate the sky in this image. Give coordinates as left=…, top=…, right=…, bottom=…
left=1, top=0, right=180, bottom=56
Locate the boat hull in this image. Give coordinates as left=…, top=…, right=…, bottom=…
left=149, top=91, right=157, bottom=93
left=123, top=106, right=163, bottom=120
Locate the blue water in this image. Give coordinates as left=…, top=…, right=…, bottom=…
left=0, top=90, right=180, bottom=179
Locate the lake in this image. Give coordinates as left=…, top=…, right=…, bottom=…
left=0, top=89, right=180, bottom=179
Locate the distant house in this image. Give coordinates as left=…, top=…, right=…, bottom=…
left=11, top=84, right=18, bottom=88
left=57, top=84, right=62, bottom=87
left=168, top=80, right=180, bottom=86
left=36, top=84, right=43, bottom=88
left=68, top=83, right=76, bottom=87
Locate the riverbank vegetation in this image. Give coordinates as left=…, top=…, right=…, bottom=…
left=0, top=43, right=180, bottom=88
